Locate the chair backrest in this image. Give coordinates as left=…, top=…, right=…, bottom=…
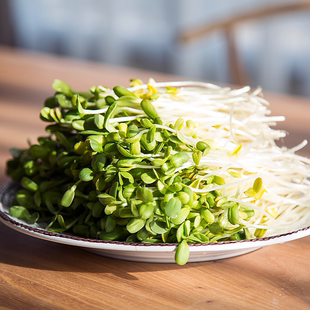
left=179, top=2, right=310, bottom=86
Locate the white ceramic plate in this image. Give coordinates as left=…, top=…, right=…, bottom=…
left=1, top=182, right=309, bottom=263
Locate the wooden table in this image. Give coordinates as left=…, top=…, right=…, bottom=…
left=0, top=46, right=310, bottom=310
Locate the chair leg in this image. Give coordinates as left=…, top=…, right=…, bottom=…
left=0, top=0, right=15, bottom=46
left=224, top=27, right=248, bottom=86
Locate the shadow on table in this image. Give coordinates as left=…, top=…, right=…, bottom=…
left=0, top=222, right=220, bottom=280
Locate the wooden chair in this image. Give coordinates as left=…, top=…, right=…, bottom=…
left=179, top=2, right=310, bottom=86
left=0, top=0, right=15, bottom=46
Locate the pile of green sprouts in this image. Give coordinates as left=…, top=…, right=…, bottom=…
left=7, top=78, right=304, bottom=265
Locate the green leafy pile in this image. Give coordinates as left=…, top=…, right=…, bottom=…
left=6, top=80, right=254, bottom=265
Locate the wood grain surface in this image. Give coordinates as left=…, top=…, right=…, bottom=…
left=0, top=46, right=309, bottom=310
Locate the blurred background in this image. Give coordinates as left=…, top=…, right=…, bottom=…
left=1, top=0, right=310, bottom=96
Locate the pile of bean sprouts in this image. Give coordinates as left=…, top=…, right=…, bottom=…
left=129, top=81, right=310, bottom=236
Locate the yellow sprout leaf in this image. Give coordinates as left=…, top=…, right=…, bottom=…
left=253, top=177, right=262, bottom=192
left=74, top=141, right=89, bottom=155
left=174, top=118, right=184, bottom=130
left=130, top=78, right=143, bottom=87
left=244, top=177, right=266, bottom=201
left=186, top=120, right=196, bottom=129
left=118, top=123, right=128, bottom=136
left=166, top=85, right=184, bottom=100
left=254, top=228, right=267, bottom=238
left=228, top=169, right=242, bottom=178
left=129, top=79, right=144, bottom=98
left=190, top=178, right=201, bottom=189
left=148, top=84, right=158, bottom=95
left=140, top=84, right=158, bottom=99
left=230, top=144, right=242, bottom=156
left=130, top=79, right=144, bottom=97
left=166, top=86, right=179, bottom=95
left=213, top=175, right=225, bottom=185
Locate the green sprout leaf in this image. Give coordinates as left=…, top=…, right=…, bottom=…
left=52, top=79, right=73, bottom=97
left=9, top=206, right=31, bottom=220
left=165, top=198, right=182, bottom=218
left=175, top=240, right=190, bottom=266
left=79, top=168, right=94, bottom=182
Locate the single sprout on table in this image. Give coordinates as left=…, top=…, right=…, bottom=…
left=6, top=78, right=310, bottom=265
